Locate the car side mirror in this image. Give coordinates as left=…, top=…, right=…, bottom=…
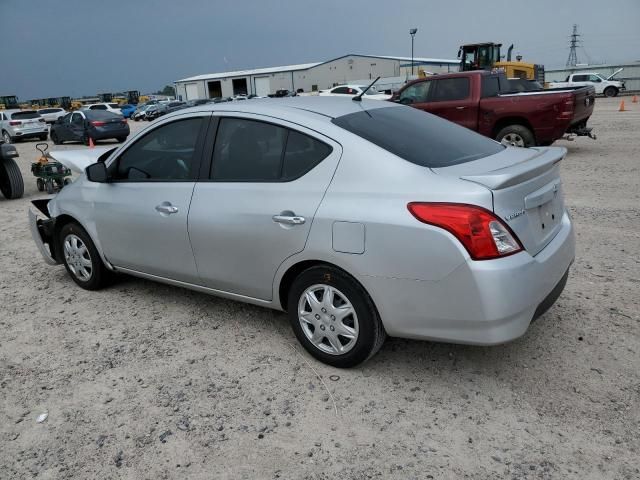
left=86, top=162, right=109, bottom=183
left=0, top=143, right=19, bottom=160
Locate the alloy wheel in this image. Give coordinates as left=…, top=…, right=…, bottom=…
left=2, top=132, right=11, bottom=144
left=63, top=234, right=93, bottom=281
left=298, top=284, right=359, bottom=355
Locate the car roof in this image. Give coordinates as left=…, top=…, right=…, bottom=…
left=165, top=96, right=397, bottom=121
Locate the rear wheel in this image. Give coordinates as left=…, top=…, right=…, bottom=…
left=496, top=124, right=535, bottom=147
left=0, top=158, right=25, bottom=199
left=2, top=131, right=12, bottom=144
left=287, top=266, right=386, bottom=368
left=45, top=179, right=54, bottom=194
left=603, top=86, right=618, bottom=98
left=59, top=222, right=112, bottom=290
left=36, top=178, right=45, bottom=191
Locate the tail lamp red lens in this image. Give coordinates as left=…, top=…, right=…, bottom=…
left=9, top=121, right=21, bottom=126
left=90, top=121, right=106, bottom=126
left=407, top=202, right=523, bottom=260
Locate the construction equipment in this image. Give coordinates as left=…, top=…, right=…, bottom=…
left=458, top=43, right=545, bottom=83
left=98, top=92, right=113, bottom=103
left=0, top=95, right=19, bottom=110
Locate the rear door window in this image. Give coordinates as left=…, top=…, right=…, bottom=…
left=211, top=118, right=332, bottom=182
left=431, top=78, right=470, bottom=102
left=332, top=106, right=504, bottom=168
left=12, top=111, right=40, bottom=120
left=331, top=87, right=351, bottom=95
left=572, top=75, right=588, bottom=82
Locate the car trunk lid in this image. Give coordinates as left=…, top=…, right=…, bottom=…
left=432, top=146, right=567, bottom=256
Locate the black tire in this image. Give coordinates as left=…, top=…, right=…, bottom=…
left=45, top=179, right=54, bottom=194
left=287, top=266, right=386, bottom=368
left=116, top=137, right=127, bottom=143
left=603, top=87, right=618, bottom=98
left=51, top=131, right=61, bottom=145
left=37, top=177, right=45, bottom=191
left=2, top=131, right=12, bottom=144
left=59, top=222, right=112, bottom=290
left=495, top=124, right=535, bottom=147
left=39, top=134, right=48, bottom=141
left=63, top=178, right=72, bottom=185
left=0, top=158, right=25, bottom=199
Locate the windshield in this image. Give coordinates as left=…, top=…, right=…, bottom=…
left=331, top=106, right=504, bottom=168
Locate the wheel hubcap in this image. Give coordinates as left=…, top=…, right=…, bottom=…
left=501, top=133, right=525, bottom=147
left=298, top=284, right=359, bottom=355
left=63, top=234, right=93, bottom=281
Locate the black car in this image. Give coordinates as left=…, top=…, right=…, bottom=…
left=146, top=101, right=185, bottom=121
left=50, top=110, right=130, bottom=145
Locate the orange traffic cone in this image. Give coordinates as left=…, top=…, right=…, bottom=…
left=618, top=100, right=626, bottom=112
left=633, top=95, right=638, bottom=104
left=89, top=136, right=95, bottom=148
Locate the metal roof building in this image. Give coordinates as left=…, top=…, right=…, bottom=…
left=174, top=54, right=459, bottom=100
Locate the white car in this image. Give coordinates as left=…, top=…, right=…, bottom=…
left=319, top=85, right=391, bottom=100
left=81, top=103, right=123, bottom=116
left=547, top=69, right=625, bottom=97
left=37, top=107, right=68, bottom=124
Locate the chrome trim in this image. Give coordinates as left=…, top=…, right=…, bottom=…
left=114, top=267, right=275, bottom=308
left=29, top=209, right=58, bottom=265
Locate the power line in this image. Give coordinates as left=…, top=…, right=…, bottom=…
left=566, top=24, right=580, bottom=67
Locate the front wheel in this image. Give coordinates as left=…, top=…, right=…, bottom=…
left=287, top=266, right=386, bottom=368
left=0, top=158, right=25, bottom=199
left=59, top=222, right=112, bottom=290
left=51, top=131, right=61, bottom=145
left=495, top=124, right=535, bottom=147
left=603, top=87, right=618, bottom=98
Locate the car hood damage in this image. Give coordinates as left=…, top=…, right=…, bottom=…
left=48, top=147, right=114, bottom=174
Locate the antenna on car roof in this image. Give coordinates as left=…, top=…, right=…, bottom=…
left=352, top=77, right=380, bottom=102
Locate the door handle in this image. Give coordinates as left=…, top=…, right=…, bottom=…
left=456, top=106, right=466, bottom=110
left=272, top=214, right=306, bottom=225
left=155, top=203, right=179, bottom=215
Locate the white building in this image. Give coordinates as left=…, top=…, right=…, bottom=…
left=174, top=54, right=459, bottom=100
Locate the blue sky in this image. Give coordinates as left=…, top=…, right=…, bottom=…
left=1, top=0, right=638, bottom=99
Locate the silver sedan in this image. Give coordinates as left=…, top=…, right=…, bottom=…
left=30, top=97, right=574, bottom=367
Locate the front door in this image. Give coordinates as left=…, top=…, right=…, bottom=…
left=422, top=77, right=477, bottom=130
left=68, top=112, right=86, bottom=142
left=188, top=115, right=341, bottom=300
left=93, top=114, right=209, bottom=283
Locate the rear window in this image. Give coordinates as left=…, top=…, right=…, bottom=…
left=11, top=111, right=40, bottom=119
left=85, top=110, right=120, bottom=120
left=331, top=106, right=504, bottom=168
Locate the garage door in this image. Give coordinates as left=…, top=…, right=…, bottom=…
left=254, top=77, right=270, bottom=97
left=185, top=83, right=199, bottom=100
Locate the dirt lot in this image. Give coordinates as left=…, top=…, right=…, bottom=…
left=1, top=99, right=639, bottom=479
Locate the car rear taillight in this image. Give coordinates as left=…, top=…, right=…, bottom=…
left=407, top=203, right=523, bottom=260
left=90, top=121, right=106, bottom=126
left=121, top=118, right=127, bottom=123
left=557, top=98, right=574, bottom=120
left=9, top=121, right=21, bottom=126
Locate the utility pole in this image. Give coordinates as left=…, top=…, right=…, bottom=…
left=566, top=24, right=580, bottom=67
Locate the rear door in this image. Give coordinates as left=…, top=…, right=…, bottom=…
left=422, top=77, right=477, bottom=130
left=69, top=112, right=86, bottom=141
left=188, top=114, right=342, bottom=300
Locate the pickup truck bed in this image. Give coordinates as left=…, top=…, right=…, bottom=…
left=393, top=71, right=596, bottom=147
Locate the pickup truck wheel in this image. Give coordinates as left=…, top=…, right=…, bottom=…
left=0, top=158, right=25, bottom=199
left=603, top=87, right=618, bottom=97
left=60, top=222, right=112, bottom=290
left=496, top=125, right=535, bottom=148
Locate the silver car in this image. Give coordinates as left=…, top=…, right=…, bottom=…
left=29, top=98, right=575, bottom=367
left=1, top=109, right=48, bottom=143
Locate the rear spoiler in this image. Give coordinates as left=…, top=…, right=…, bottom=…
left=461, top=147, right=566, bottom=190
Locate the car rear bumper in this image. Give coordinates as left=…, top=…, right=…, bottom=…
left=90, top=126, right=130, bottom=140
left=364, top=210, right=575, bottom=345
left=11, top=128, right=48, bottom=139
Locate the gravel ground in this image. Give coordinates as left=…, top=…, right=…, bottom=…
left=1, top=98, right=639, bottom=479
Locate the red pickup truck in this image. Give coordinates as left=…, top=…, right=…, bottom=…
left=392, top=71, right=596, bottom=147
